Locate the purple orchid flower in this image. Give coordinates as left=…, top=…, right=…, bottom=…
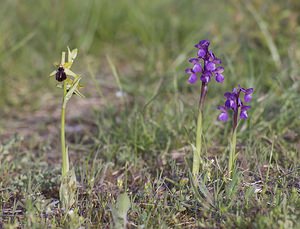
left=185, top=39, right=225, bottom=112
left=185, top=40, right=225, bottom=177
left=218, top=85, right=254, bottom=131
left=186, top=40, right=224, bottom=84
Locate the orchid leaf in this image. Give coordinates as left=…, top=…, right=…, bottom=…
left=111, top=192, right=131, bottom=229
left=59, top=168, right=77, bottom=210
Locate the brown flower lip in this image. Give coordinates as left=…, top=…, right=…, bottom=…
left=56, top=66, right=67, bottom=82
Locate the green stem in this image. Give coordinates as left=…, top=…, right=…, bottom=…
left=228, top=128, right=237, bottom=178
left=61, top=81, right=68, bottom=177
left=192, top=82, right=207, bottom=178
left=192, top=110, right=202, bottom=176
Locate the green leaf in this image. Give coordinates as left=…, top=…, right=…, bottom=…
left=111, top=192, right=131, bottom=229
left=116, top=193, right=131, bottom=218
left=59, top=168, right=77, bottom=210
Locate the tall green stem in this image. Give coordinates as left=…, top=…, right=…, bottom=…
left=61, top=81, right=68, bottom=177
left=192, top=110, right=202, bottom=176
left=192, top=82, right=207, bottom=177
left=228, top=128, right=237, bottom=178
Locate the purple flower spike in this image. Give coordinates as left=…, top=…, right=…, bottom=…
left=186, top=39, right=225, bottom=85
left=218, top=86, right=254, bottom=130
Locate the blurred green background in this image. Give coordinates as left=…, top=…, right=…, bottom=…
left=1, top=0, right=299, bottom=111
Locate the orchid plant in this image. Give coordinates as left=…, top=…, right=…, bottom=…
left=185, top=40, right=225, bottom=177
left=49, top=47, right=84, bottom=210
left=218, top=86, right=253, bottom=178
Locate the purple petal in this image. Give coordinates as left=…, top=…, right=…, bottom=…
left=213, top=58, right=222, bottom=64
left=192, top=63, right=202, bottom=73
left=224, top=92, right=232, bottom=98
left=206, top=62, right=216, bottom=71
left=189, top=58, right=199, bottom=64
left=218, top=112, right=228, bottom=122
left=215, top=66, right=224, bottom=74
left=195, top=40, right=210, bottom=48
left=200, top=73, right=211, bottom=83
left=217, top=105, right=227, bottom=112
left=244, top=93, right=252, bottom=102
left=246, top=88, right=254, bottom=94
left=241, top=105, right=251, bottom=111
left=197, top=48, right=206, bottom=58
left=239, top=86, right=247, bottom=93
left=188, top=73, right=198, bottom=84
left=240, top=110, right=248, bottom=119
left=225, top=99, right=236, bottom=109
left=207, top=51, right=215, bottom=61
left=199, top=40, right=210, bottom=46
left=215, top=73, right=224, bottom=83
left=185, top=68, right=193, bottom=74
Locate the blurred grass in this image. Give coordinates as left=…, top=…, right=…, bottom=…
left=0, top=0, right=300, bottom=228
left=0, top=0, right=299, bottom=108
left=0, top=0, right=232, bottom=108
